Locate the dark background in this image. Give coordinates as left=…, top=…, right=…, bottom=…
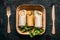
left=0, top=0, right=60, bottom=40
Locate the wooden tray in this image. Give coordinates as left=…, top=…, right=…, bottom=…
left=16, top=4, right=46, bottom=35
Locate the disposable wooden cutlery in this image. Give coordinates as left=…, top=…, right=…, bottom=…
left=51, top=4, right=55, bottom=34
left=6, top=6, right=11, bottom=33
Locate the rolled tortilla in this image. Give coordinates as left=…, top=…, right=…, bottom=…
left=34, top=10, right=42, bottom=28
left=27, top=10, right=34, bottom=26
left=19, top=10, right=26, bottom=27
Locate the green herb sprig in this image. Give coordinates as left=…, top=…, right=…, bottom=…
left=20, top=25, right=44, bottom=38
left=29, top=27, right=44, bottom=38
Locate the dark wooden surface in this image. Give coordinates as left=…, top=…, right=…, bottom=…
left=0, top=0, right=60, bottom=40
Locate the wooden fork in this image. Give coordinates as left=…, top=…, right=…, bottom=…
left=6, top=6, right=11, bottom=33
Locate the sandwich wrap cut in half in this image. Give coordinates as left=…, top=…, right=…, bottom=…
left=19, top=10, right=26, bottom=27
left=34, top=10, right=42, bottom=28
left=26, top=10, right=34, bottom=27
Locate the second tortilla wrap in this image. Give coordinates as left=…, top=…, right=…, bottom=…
left=27, top=10, right=34, bottom=26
